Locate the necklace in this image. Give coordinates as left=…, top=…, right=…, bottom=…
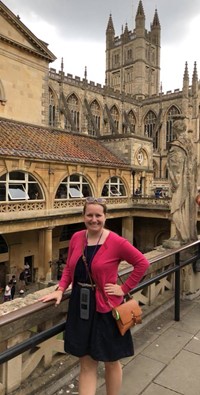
left=82, top=230, right=103, bottom=287
left=85, top=230, right=103, bottom=266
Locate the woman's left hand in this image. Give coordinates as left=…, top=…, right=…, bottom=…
left=104, top=283, right=124, bottom=296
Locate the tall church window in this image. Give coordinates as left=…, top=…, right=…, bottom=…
left=101, top=177, right=126, bottom=197
left=127, top=49, right=132, bottom=61
left=144, top=111, right=157, bottom=138
left=123, top=110, right=136, bottom=133
left=55, top=174, right=92, bottom=199
left=113, top=53, right=120, bottom=66
left=49, top=88, right=56, bottom=127
left=112, top=72, right=120, bottom=88
left=88, top=100, right=101, bottom=136
left=166, top=106, right=180, bottom=143
left=128, top=110, right=136, bottom=133
left=0, top=172, right=43, bottom=201
left=110, top=105, right=119, bottom=133
left=65, top=94, right=80, bottom=132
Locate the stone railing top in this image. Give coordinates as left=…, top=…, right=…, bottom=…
left=0, top=247, right=171, bottom=318
left=0, top=286, right=53, bottom=317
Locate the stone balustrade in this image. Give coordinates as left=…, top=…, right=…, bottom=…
left=0, top=248, right=176, bottom=394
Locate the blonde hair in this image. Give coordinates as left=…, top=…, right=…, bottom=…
left=83, top=197, right=107, bottom=214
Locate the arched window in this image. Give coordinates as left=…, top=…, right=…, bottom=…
left=144, top=111, right=157, bottom=138
left=55, top=174, right=92, bottom=199
left=48, top=88, right=56, bottom=127
left=128, top=110, right=136, bottom=133
left=110, top=105, right=119, bottom=133
left=89, top=100, right=101, bottom=136
left=123, top=110, right=136, bottom=134
left=101, top=177, right=126, bottom=197
left=166, top=106, right=181, bottom=143
left=0, top=172, right=43, bottom=201
left=65, top=94, right=80, bottom=132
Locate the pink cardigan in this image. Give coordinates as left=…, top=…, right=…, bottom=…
left=59, top=230, right=150, bottom=313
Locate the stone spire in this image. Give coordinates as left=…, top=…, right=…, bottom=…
left=136, top=0, right=145, bottom=18
left=182, top=62, right=189, bottom=112
left=84, top=66, right=87, bottom=80
left=106, top=14, right=115, bottom=49
left=135, top=0, right=145, bottom=35
left=183, top=61, right=189, bottom=94
left=60, top=57, right=64, bottom=82
left=122, top=22, right=129, bottom=43
left=152, top=8, right=160, bottom=28
left=192, top=61, right=198, bottom=97
left=151, top=9, right=161, bottom=45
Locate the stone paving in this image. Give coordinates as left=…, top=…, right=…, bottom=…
left=8, top=295, right=200, bottom=395
left=18, top=295, right=199, bottom=395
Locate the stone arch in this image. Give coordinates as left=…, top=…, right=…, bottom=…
left=48, top=86, right=58, bottom=127
left=101, top=176, right=127, bottom=197
left=165, top=105, right=181, bottom=143
left=123, top=109, right=136, bottom=134
left=110, top=104, right=120, bottom=132
left=143, top=110, right=157, bottom=138
left=0, top=171, right=44, bottom=201
left=65, top=93, right=81, bottom=132
left=88, top=99, right=102, bottom=135
left=55, top=173, right=93, bottom=199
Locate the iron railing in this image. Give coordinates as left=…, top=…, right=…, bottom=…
left=0, top=240, right=200, bottom=365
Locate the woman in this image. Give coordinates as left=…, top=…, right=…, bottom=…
left=39, top=197, right=149, bottom=395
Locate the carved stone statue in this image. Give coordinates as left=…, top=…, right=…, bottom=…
left=167, top=118, right=197, bottom=244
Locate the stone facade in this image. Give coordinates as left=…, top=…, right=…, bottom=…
left=0, top=0, right=199, bottom=288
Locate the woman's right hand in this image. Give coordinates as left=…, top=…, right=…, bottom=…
left=38, top=290, right=63, bottom=306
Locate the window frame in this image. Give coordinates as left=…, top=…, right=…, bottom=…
left=101, top=177, right=126, bottom=197
left=55, top=174, right=92, bottom=199
left=0, top=171, right=43, bottom=202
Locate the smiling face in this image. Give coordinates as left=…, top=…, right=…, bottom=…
left=83, top=203, right=106, bottom=235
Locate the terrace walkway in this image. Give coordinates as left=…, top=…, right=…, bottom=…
left=14, top=294, right=200, bottom=395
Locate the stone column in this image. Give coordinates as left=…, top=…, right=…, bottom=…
left=122, top=217, right=133, bottom=244
left=38, top=229, right=45, bottom=280
left=44, top=227, right=54, bottom=281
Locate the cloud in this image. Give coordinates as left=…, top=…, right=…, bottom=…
left=2, top=0, right=200, bottom=91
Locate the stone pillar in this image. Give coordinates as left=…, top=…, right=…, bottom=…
left=38, top=229, right=45, bottom=280
left=44, top=227, right=54, bottom=281
left=122, top=217, right=133, bottom=244
left=6, top=333, right=29, bottom=393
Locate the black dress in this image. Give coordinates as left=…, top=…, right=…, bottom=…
left=64, top=245, right=134, bottom=361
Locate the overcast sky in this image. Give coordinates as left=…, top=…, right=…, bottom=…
left=2, top=0, right=200, bottom=92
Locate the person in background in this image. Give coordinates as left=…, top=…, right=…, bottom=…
left=10, top=275, right=17, bottom=300
left=19, top=269, right=26, bottom=292
left=3, top=283, right=11, bottom=302
left=39, top=197, right=150, bottom=395
left=24, top=263, right=31, bottom=285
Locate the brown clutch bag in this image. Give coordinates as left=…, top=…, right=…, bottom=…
left=112, top=298, right=142, bottom=336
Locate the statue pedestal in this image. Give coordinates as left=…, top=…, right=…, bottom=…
left=162, top=238, right=200, bottom=297
left=162, top=238, right=182, bottom=249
